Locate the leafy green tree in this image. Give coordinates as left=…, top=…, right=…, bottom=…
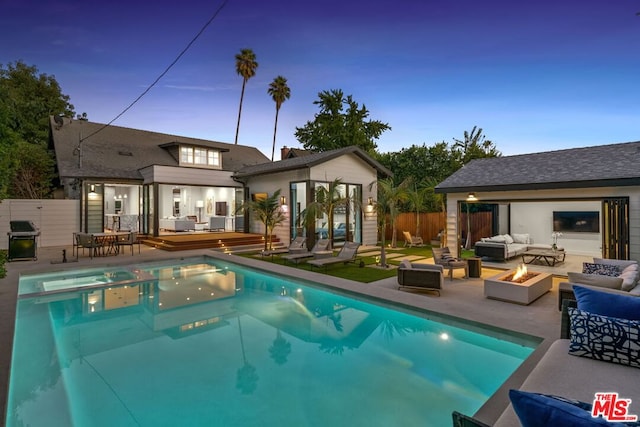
left=302, top=178, right=351, bottom=249
left=452, top=126, right=501, bottom=164
left=8, top=141, right=55, bottom=198
left=241, top=189, right=286, bottom=251
left=0, top=61, right=75, bottom=199
left=294, top=89, right=390, bottom=155
left=234, top=48, right=258, bottom=145
left=267, top=75, right=291, bottom=161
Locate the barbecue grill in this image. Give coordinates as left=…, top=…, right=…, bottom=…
left=8, top=220, right=40, bottom=261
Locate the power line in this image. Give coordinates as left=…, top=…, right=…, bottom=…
left=81, top=0, right=229, bottom=142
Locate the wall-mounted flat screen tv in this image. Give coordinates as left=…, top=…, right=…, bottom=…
left=553, top=211, right=599, bottom=233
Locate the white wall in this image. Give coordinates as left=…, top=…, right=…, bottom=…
left=510, top=201, right=601, bottom=256
left=0, top=199, right=79, bottom=249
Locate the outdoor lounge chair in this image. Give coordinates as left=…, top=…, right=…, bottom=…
left=307, top=241, right=360, bottom=271
left=433, top=247, right=468, bottom=280
left=281, top=238, right=330, bottom=265
left=261, top=236, right=306, bottom=260
left=403, top=231, right=424, bottom=247
left=397, top=259, right=443, bottom=295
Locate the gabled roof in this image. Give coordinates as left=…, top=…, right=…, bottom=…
left=435, top=141, right=640, bottom=193
left=284, top=148, right=311, bottom=158
left=234, top=146, right=392, bottom=179
left=49, top=117, right=269, bottom=180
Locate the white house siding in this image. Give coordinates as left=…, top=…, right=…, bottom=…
left=142, top=165, right=241, bottom=187
left=244, top=169, right=309, bottom=244
left=445, top=187, right=640, bottom=260
left=309, top=153, right=378, bottom=246
left=0, top=199, right=79, bottom=249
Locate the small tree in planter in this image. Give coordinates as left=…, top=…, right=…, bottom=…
left=242, top=189, right=286, bottom=252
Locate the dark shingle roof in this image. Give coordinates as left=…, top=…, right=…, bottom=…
left=234, top=146, right=392, bottom=179
left=50, top=117, right=269, bottom=180
left=436, top=141, right=640, bottom=193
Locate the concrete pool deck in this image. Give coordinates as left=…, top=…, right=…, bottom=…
left=0, top=244, right=564, bottom=425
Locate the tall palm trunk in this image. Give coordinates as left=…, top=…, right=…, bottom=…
left=235, top=79, right=247, bottom=145
left=271, top=107, right=280, bottom=161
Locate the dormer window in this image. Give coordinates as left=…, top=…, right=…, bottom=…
left=180, top=146, right=221, bottom=168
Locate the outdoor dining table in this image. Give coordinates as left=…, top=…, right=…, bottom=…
left=90, top=232, right=130, bottom=256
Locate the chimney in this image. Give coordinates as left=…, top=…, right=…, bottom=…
left=280, top=146, right=290, bottom=160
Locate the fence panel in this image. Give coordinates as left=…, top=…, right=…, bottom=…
left=0, top=199, right=80, bottom=249
left=385, top=212, right=446, bottom=243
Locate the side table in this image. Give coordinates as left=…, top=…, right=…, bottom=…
left=467, top=257, right=482, bottom=278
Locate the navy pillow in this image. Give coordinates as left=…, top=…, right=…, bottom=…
left=573, top=285, right=640, bottom=321
left=509, top=390, right=634, bottom=427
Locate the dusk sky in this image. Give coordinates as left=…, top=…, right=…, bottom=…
left=2, top=0, right=639, bottom=159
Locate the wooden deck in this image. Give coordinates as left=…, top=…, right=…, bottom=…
left=142, top=232, right=280, bottom=252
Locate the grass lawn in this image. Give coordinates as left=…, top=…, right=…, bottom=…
left=239, top=244, right=476, bottom=283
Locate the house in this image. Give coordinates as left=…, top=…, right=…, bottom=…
left=435, top=141, right=640, bottom=260
left=48, top=116, right=389, bottom=246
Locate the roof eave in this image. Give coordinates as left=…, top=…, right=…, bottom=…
left=435, top=177, right=640, bottom=194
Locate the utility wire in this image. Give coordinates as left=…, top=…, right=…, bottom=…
left=81, top=0, right=229, bottom=142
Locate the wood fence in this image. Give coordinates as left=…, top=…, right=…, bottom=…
left=384, top=212, right=446, bottom=242
left=383, top=211, right=494, bottom=246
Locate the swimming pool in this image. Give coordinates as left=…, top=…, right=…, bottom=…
left=8, top=256, right=539, bottom=426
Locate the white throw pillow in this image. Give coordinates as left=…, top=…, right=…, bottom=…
left=488, top=235, right=506, bottom=243
left=511, top=233, right=530, bottom=244
left=619, top=270, right=639, bottom=292
left=503, top=234, right=514, bottom=245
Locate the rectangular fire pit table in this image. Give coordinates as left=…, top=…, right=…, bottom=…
left=484, top=270, right=552, bottom=305
left=521, top=249, right=565, bottom=266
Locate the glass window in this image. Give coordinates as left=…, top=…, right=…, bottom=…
left=208, top=151, right=220, bottom=166
left=194, top=148, right=207, bottom=165
left=180, top=147, right=193, bottom=164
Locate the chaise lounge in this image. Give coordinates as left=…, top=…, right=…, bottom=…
left=307, top=242, right=360, bottom=271
left=281, top=238, right=330, bottom=265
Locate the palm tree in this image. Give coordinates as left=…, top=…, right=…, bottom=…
left=234, top=48, right=258, bottom=145
left=302, top=178, right=350, bottom=250
left=368, top=178, right=409, bottom=267
left=240, top=189, right=286, bottom=251
left=405, top=181, right=429, bottom=238
left=267, top=76, right=291, bottom=161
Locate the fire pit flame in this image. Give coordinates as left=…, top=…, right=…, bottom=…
left=512, top=263, right=527, bottom=281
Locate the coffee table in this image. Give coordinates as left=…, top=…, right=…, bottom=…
left=522, top=249, right=565, bottom=266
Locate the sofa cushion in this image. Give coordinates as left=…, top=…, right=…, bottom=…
left=574, top=285, right=640, bottom=320
left=509, top=390, right=618, bottom=427
left=487, top=235, right=506, bottom=243
left=568, top=307, right=640, bottom=369
left=503, top=234, right=514, bottom=244
left=511, top=233, right=530, bottom=244
left=399, top=259, right=412, bottom=270
left=593, top=258, right=638, bottom=269
left=567, top=272, right=623, bottom=290
left=583, top=262, right=621, bottom=277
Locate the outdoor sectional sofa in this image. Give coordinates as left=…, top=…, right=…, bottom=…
left=454, top=294, right=640, bottom=427
left=474, top=233, right=560, bottom=261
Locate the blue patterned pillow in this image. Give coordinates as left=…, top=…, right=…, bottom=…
left=583, top=262, right=621, bottom=277
left=568, top=307, right=640, bottom=368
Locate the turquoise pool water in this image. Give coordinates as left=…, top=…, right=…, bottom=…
left=8, top=256, right=539, bottom=426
